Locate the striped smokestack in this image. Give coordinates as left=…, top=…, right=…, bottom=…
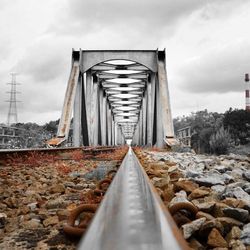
left=245, top=73, right=250, bottom=111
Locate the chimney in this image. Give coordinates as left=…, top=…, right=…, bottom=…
left=245, top=73, right=250, bottom=111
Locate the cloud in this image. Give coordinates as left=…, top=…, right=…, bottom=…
left=48, top=0, right=207, bottom=38
left=13, top=39, right=69, bottom=82
left=178, top=40, right=250, bottom=94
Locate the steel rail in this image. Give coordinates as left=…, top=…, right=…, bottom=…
left=78, top=147, right=189, bottom=250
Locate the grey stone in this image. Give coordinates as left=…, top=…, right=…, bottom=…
left=0, top=213, right=7, bottom=229
left=221, top=173, right=234, bottom=184
left=23, top=219, right=42, bottom=229
left=233, top=187, right=250, bottom=202
left=240, top=223, right=250, bottom=246
left=46, top=198, right=68, bottom=209
left=83, top=164, right=116, bottom=180
left=185, top=170, right=201, bottom=178
left=214, top=165, right=229, bottom=173
left=223, top=207, right=249, bottom=222
left=193, top=174, right=225, bottom=187
left=243, top=170, right=250, bottom=181
left=196, top=202, right=215, bottom=213
left=27, top=202, right=38, bottom=211
left=211, top=185, right=226, bottom=194
left=181, top=218, right=206, bottom=239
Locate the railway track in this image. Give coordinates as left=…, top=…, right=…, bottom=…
left=78, top=147, right=188, bottom=250
left=0, top=146, right=189, bottom=249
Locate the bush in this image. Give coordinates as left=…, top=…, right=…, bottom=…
left=209, top=127, right=231, bottom=155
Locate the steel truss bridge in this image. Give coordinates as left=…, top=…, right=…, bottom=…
left=48, top=50, right=177, bottom=148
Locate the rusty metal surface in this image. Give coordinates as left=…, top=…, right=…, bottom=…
left=0, top=146, right=118, bottom=163
left=49, top=60, right=80, bottom=147
left=78, top=147, right=189, bottom=250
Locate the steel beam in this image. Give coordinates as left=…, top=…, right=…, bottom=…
left=73, top=74, right=82, bottom=146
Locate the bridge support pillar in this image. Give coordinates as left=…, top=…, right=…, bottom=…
left=146, top=78, right=152, bottom=146
left=73, top=74, right=82, bottom=147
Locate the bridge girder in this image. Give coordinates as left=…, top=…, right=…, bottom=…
left=49, top=49, right=177, bottom=148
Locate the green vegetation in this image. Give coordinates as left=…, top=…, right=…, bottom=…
left=174, top=108, right=250, bottom=155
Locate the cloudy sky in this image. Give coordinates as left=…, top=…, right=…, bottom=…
left=0, top=0, right=249, bottom=125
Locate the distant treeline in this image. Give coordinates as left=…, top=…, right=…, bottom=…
left=174, top=108, right=250, bottom=155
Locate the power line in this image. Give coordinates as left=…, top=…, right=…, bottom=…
left=5, top=73, right=21, bottom=126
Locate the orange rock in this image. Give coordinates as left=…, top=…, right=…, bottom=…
left=222, top=198, right=239, bottom=208
left=174, top=180, right=199, bottom=193
left=207, top=228, right=228, bottom=248
left=196, top=211, right=215, bottom=221
left=189, top=187, right=210, bottom=200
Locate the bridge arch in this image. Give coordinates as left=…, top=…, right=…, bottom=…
left=49, top=49, right=176, bottom=148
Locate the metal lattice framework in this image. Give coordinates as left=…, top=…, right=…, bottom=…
left=49, top=50, right=177, bottom=148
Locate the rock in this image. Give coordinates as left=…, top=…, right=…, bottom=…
left=196, top=211, right=215, bottom=221
left=229, top=239, right=246, bottom=250
left=226, top=226, right=242, bottom=241
left=188, top=187, right=210, bottom=200
left=199, top=219, right=224, bottom=236
left=223, top=207, right=249, bottom=222
left=23, top=219, right=42, bottom=229
left=50, top=184, right=65, bottom=194
left=207, top=228, right=228, bottom=248
left=4, top=197, right=18, bottom=208
left=240, top=223, right=250, bottom=246
left=233, top=187, right=250, bottom=202
left=222, top=198, right=239, bottom=208
left=46, top=198, right=68, bottom=209
left=151, top=177, right=170, bottom=188
left=0, top=213, right=7, bottom=229
left=243, top=170, right=250, bottom=181
left=221, top=173, right=234, bottom=184
left=211, top=185, right=226, bottom=195
left=57, top=210, right=69, bottom=221
left=193, top=174, right=225, bottom=187
left=27, top=202, right=38, bottom=211
left=43, top=216, right=59, bottom=227
left=188, top=237, right=205, bottom=250
left=17, top=206, right=30, bottom=215
left=195, top=202, right=215, bottom=213
left=213, top=202, right=229, bottom=217
left=185, top=170, right=201, bottom=178
left=216, top=217, right=243, bottom=234
left=167, top=165, right=178, bottom=173
left=169, top=190, right=187, bottom=205
left=238, top=200, right=250, bottom=212
left=174, top=180, right=199, bottom=193
left=181, top=217, right=206, bottom=239
left=214, top=165, right=229, bottom=173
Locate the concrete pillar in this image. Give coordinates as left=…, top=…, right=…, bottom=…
left=139, top=109, right=143, bottom=145
left=132, top=125, right=139, bottom=145
left=142, top=92, right=147, bottom=145
left=111, top=119, right=115, bottom=145
left=73, top=74, right=82, bottom=147
left=86, top=70, right=93, bottom=145
left=151, top=73, right=156, bottom=145
left=92, top=75, right=99, bottom=145
left=81, top=73, right=89, bottom=146
left=146, top=79, right=152, bottom=146
left=107, top=106, right=112, bottom=146
left=155, top=75, right=164, bottom=148
left=97, top=84, right=102, bottom=145
left=101, top=91, right=107, bottom=145
left=157, top=51, right=175, bottom=140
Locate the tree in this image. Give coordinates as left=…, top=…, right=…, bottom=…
left=223, top=109, right=250, bottom=145
left=209, top=126, right=231, bottom=155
